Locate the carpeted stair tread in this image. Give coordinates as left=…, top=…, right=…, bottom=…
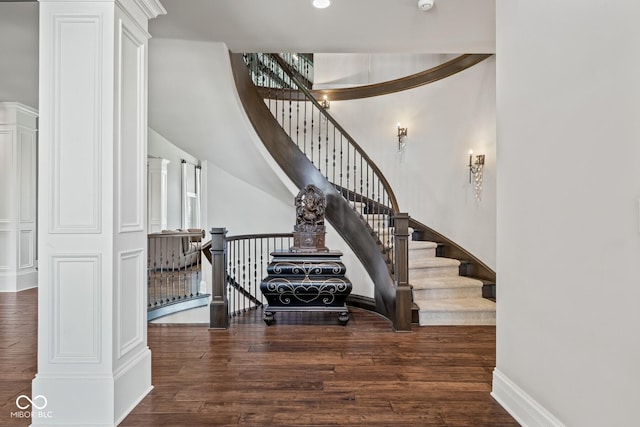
left=411, top=275, right=483, bottom=291
left=414, top=298, right=497, bottom=326
left=415, top=297, right=496, bottom=311
left=409, top=256, right=460, bottom=269
left=409, top=240, right=438, bottom=250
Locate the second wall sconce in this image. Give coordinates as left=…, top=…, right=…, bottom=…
left=397, top=123, right=408, bottom=152
left=320, top=95, right=330, bottom=109
left=468, top=150, right=485, bottom=201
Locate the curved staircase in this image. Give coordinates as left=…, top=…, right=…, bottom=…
left=231, top=51, right=496, bottom=328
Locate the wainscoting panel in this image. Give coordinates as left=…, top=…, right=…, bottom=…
left=116, top=21, right=145, bottom=234
left=19, top=230, right=33, bottom=269
left=19, top=130, right=36, bottom=223
left=0, top=129, right=13, bottom=223
left=50, top=254, right=101, bottom=363
left=0, top=230, right=11, bottom=270
left=49, top=15, right=103, bottom=234
left=117, top=249, right=144, bottom=359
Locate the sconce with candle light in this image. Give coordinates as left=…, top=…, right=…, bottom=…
left=397, top=123, right=408, bottom=153
left=468, top=150, right=485, bottom=201
left=320, top=95, right=330, bottom=109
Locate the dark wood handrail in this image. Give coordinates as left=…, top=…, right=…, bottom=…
left=270, top=54, right=400, bottom=214
left=258, top=54, right=493, bottom=102
left=226, top=232, right=293, bottom=242
left=149, top=230, right=205, bottom=238
left=201, top=240, right=212, bottom=264
left=408, top=216, right=496, bottom=283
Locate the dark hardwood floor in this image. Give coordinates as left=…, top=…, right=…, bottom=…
left=0, top=288, right=38, bottom=427
left=0, top=289, right=517, bottom=426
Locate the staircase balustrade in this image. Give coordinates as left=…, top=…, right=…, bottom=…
left=243, top=53, right=399, bottom=274
left=209, top=228, right=294, bottom=328
left=147, top=230, right=209, bottom=320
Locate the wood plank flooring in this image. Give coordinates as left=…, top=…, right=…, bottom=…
left=0, top=289, right=518, bottom=426
left=0, top=288, right=38, bottom=427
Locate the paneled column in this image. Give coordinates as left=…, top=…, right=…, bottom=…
left=0, top=102, right=38, bottom=292
left=32, top=1, right=165, bottom=426
left=147, top=157, right=170, bottom=233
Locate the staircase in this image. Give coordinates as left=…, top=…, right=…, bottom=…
left=361, top=209, right=495, bottom=326
left=409, top=240, right=495, bottom=325
left=231, top=52, right=496, bottom=328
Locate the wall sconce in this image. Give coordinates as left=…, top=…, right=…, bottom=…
left=320, top=95, right=330, bottom=109
left=468, top=150, right=485, bottom=201
left=397, top=123, right=408, bottom=152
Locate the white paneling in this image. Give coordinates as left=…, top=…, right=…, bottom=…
left=117, top=249, right=144, bottom=358
left=147, top=156, right=170, bottom=233
left=51, top=255, right=101, bottom=362
left=19, top=130, right=36, bottom=223
left=50, top=15, right=102, bottom=233
left=18, top=230, right=33, bottom=269
left=117, top=21, right=145, bottom=233
left=0, top=129, right=13, bottom=222
left=0, top=231, right=11, bottom=269
left=147, top=168, right=164, bottom=231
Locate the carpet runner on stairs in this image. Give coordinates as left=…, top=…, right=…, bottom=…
left=409, top=240, right=495, bottom=325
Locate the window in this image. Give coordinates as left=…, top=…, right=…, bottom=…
left=181, top=160, right=201, bottom=229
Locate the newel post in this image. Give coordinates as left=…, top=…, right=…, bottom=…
left=209, top=227, right=229, bottom=329
left=393, top=213, right=412, bottom=331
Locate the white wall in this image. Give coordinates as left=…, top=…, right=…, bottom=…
left=493, top=1, right=640, bottom=426
left=313, top=53, right=458, bottom=88
left=318, top=57, right=497, bottom=269
left=0, top=3, right=38, bottom=110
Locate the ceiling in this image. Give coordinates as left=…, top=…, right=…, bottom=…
left=150, top=0, right=496, bottom=54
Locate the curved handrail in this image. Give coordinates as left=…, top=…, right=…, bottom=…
left=270, top=54, right=400, bottom=214
left=224, top=232, right=295, bottom=316
left=258, top=54, right=493, bottom=102
left=408, top=216, right=496, bottom=283
left=226, top=232, right=293, bottom=242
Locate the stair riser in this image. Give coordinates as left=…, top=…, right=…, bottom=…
left=409, top=249, right=437, bottom=259
left=418, top=311, right=496, bottom=326
left=413, top=287, right=482, bottom=300
left=409, top=266, right=460, bottom=278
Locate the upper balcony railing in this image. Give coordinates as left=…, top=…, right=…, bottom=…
left=147, top=229, right=209, bottom=320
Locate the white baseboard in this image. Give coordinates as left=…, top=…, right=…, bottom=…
left=0, top=270, right=37, bottom=292
left=491, top=368, right=566, bottom=427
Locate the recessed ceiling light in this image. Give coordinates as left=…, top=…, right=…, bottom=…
left=312, top=0, right=332, bottom=9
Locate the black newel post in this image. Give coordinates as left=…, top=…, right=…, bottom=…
left=393, top=213, right=412, bottom=332
left=209, top=227, right=229, bottom=329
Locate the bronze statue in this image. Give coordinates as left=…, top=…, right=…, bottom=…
left=295, top=184, right=325, bottom=231
left=291, top=184, right=328, bottom=252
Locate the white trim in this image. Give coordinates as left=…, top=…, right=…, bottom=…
left=49, top=13, right=103, bottom=234
left=132, top=0, right=167, bottom=19
left=116, top=249, right=145, bottom=359
left=491, top=368, right=566, bottom=427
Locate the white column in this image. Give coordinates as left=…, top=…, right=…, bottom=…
left=0, top=102, right=38, bottom=292
left=33, top=1, right=165, bottom=426
left=147, top=157, right=170, bottom=233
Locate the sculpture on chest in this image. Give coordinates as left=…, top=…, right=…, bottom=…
left=291, top=184, right=328, bottom=253
left=260, top=184, right=352, bottom=325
